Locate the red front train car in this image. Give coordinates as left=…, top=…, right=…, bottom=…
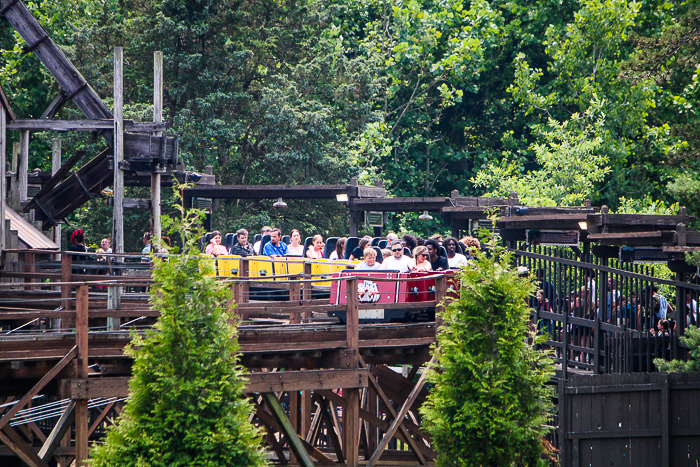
left=328, top=270, right=458, bottom=323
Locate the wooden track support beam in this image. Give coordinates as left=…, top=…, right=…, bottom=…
left=259, top=394, right=321, bottom=467
left=366, top=356, right=435, bottom=467
left=38, top=401, right=75, bottom=461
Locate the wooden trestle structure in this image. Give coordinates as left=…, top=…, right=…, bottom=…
left=0, top=251, right=447, bottom=467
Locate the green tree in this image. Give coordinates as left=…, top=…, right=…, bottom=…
left=420, top=234, right=555, bottom=466
left=91, top=188, right=268, bottom=467
left=472, top=107, right=609, bottom=206
left=654, top=325, right=700, bottom=373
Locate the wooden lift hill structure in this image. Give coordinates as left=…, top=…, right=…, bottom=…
left=0, top=0, right=214, bottom=256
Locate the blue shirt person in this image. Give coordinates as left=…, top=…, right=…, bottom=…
left=263, top=229, right=288, bottom=257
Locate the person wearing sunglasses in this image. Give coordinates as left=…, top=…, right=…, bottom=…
left=379, top=240, right=411, bottom=272
left=409, top=246, right=432, bottom=272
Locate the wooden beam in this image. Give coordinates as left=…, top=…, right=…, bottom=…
left=0, top=0, right=113, bottom=143
left=6, top=119, right=168, bottom=132
left=0, top=345, right=78, bottom=431
left=316, top=394, right=344, bottom=464
left=72, top=369, right=368, bottom=398
left=255, top=401, right=334, bottom=466
left=317, top=389, right=434, bottom=459
left=349, top=197, right=450, bottom=212
left=74, top=285, right=89, bottom=467
left=0, top=104, right=5, bottom=251
left=261, top=392, right=315, bottom=467
left=88, top=401, right=115, bottom=437
left=51, top=139, right=62, bottom=245
left=39, top=91, right=68, bottom=119
left=183, top=184, right=356, bottom=200
left=151, top=51, right=163, bottom=253
left=38, top=401, right=75, bottom=460
left=0, top=425, right=50, bottom=467
left=113, top=47, right=124, bottom=257
left=0, top=83, right=17, bottom=121
left=361, top=358, right=427, bottom=466
left=23, top=149, right=86, bottom=213
left=366, top=356, right=435, bottom=467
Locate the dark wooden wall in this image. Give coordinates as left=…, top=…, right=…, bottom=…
left=559, top=372, right=700, bottom=467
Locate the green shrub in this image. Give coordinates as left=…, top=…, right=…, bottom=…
left=421, top=238, right=555, bottom=467
left=654, top=325, right=700, bottom=373
left=91, top=185, right=268, bottom=467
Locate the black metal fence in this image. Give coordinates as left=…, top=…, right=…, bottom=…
left=512, top=247, right=700, bottom=376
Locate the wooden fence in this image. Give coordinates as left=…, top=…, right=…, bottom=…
left=559, top=372, right=700, bottom=467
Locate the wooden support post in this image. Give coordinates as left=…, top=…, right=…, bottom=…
left=238, top=259, right=249, bottom=317
left=434, top=274, right=447, bottom=329
left=344, top=277, right=360, bottom=466
left=290, top=390, right=300, bottom=453
left=301, top=389, right=313, bottom=440
left=10, top=142, right=19, bottom=212
left=676, top=222, right=686, bottom=247
left=107, top=284, right=121, bottom=331
left=261, top=392, right=315, bottom=467
left=366, top=381, right=378, bottom=455
left=38, top=401, right=75, bottom=461
left=0, top=106, right=5, bottom=252
left=112, top=47, right=124, bottom=256
left=151, top=51, right=163, bottom=252
left=74, top=285, right=89, bottom=467
left=18, top=130, right=28, bottom=214
left=290, top=276, right=302, bottom=324
left=61, top=253, right=72, bottom=319
left=23, top=251, right=35, bottom=291
left=303, top=261, right=312, bottom=302
left=595, top=258, right=607, bottom=373
left=366, top=356, right=435, bottom=467
left=51, top=139, right=62, bottom=247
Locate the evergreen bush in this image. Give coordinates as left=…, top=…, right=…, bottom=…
left=420, top=235, right=555, bottom=467
left=91, top=186, right=268, bottom=467
left=654, top=325, right=700, bottom=372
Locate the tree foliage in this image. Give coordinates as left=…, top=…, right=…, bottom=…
left=3, top=0, right=700, bottom=237
left=655, top=325, right=700, bottom=373
left=91, top=186, right=268, bottom=467
left=420, top=234, right=555, bottom=466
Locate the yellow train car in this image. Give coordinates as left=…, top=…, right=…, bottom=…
left=217, top=256, right=241, bottom=277
left=247, top=256, right=275, bottom=281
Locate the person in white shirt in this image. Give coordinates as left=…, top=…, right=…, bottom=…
left=253, top=226, right=271, bottom=255
left=379, top=241, right=411, bottom=272
left=329, top=237, right=346, bottom=260
left=355, top=248, right=381, bottom=270
left=444, top=237, right=468, bottom=268
left=287, top=229, right=305, bottom=256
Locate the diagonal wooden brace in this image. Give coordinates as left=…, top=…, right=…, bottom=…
left=0, top=346, right=78, bottom=431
